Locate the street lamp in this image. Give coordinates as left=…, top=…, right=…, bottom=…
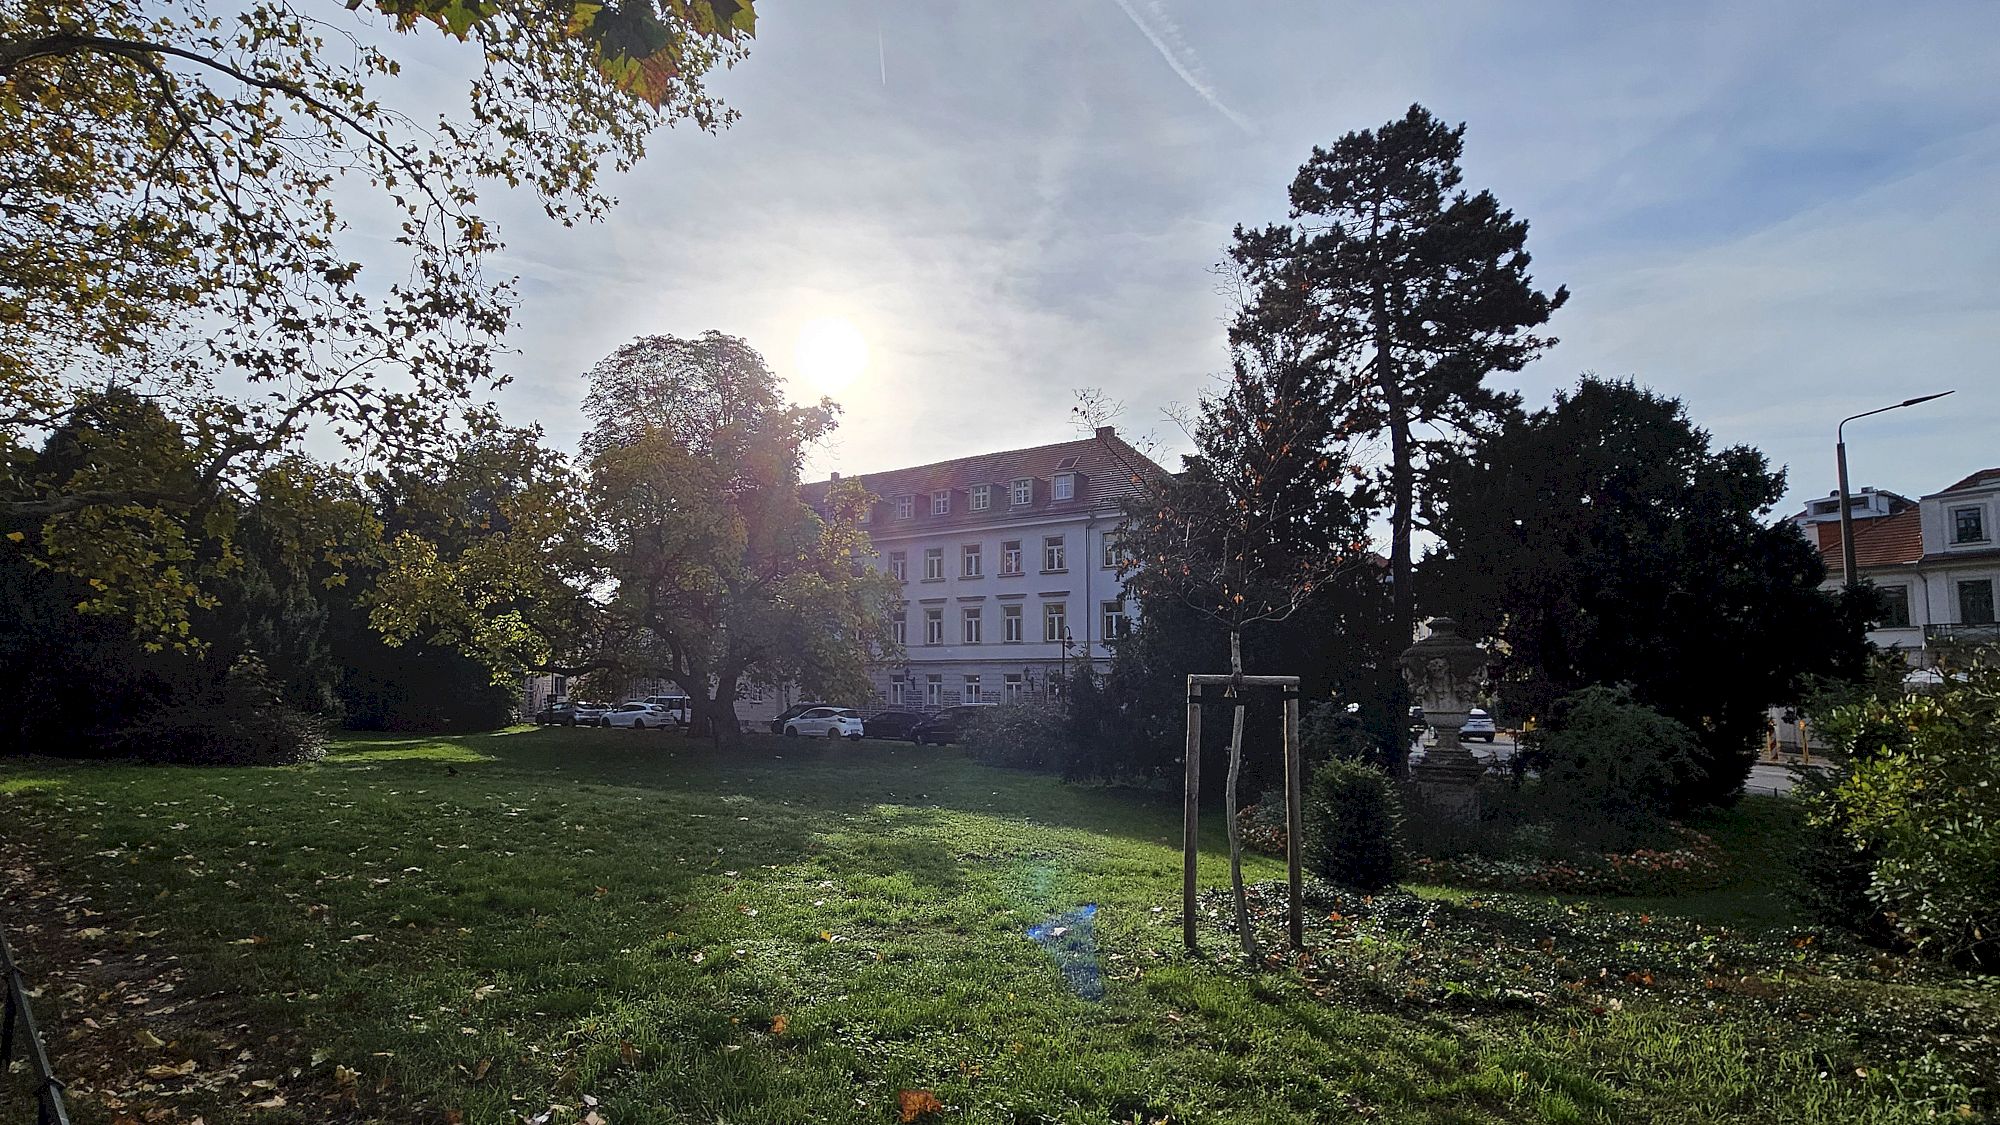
left=1837, top=391, right=1954, bottom=586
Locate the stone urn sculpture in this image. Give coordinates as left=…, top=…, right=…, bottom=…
left=1399, top=618, right=1490, bottom=816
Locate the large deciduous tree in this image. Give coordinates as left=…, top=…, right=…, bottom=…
left=582, top=333, right=898, bottom=745
left=1229, top=104, right=1568, bottom=650
left=1422, top=377, right=1873, bottom=808
left=1117, top=328, right=1375, bottom=957
left=0, top=0, right=756, bottom=643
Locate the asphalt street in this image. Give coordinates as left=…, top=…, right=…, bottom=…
left=1413, top=731, right=1827, bottom=797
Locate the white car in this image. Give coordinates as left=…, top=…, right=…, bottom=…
left=603, top=702, right=678, bottom=730
left=1462, top=708, right=1496, bottom=742
left=782, top=707, right=864, bottom=740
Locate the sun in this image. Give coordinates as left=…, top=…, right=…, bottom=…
left=793, top=315, right=869, bottom=396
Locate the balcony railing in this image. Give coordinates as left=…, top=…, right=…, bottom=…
left=1925, top=623, right=2000, bottom=646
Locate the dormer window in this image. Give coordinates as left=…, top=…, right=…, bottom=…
left=1012, top=477, right=1032, bottom=506
left=1052, top=472, right=1076, bottom=501
left=895, top=494, right=914, bottom=520
left=932, top=489, right=952, bottom=516
left=970, top=483, right=991, bottom=512
left=1954, top=505, right=1986, bottom=544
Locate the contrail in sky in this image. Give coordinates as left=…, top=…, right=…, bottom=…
left=1108, top=0, right=1255, bottom=134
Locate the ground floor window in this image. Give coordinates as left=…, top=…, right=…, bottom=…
left=963, top=675, right=981, bottom=704
left=1875, top=585, right=1911, bottom=628
left=1004, top=673, right=1025, bottom=700
left=890, top=677, right=905, bottom=705
left=926, top=674, right=944, bottom=707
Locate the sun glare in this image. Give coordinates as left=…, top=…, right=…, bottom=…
left=793, top=315, right=869, bottom=397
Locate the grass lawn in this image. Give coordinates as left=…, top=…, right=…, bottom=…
left=1, top=728, right=1993, bottom=1124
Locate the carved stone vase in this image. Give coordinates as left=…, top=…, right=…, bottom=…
left=1399, top=617, right=1490, bottom=818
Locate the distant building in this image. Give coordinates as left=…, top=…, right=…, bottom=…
left=1786, top=486, right=1914, bottom=534
left=803, top=427, right=1170, bottom=709
left=1810, top=467, right=2000, bottom=663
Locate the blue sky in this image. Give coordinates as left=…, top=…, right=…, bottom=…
left=453, top=1, right=1997, bottom=516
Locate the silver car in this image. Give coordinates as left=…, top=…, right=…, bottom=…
left=782, top=706, right=864, bottom=740
left=1462, top=708, right=1497, bottom=742
left=603, top=702, right=677, bottom=730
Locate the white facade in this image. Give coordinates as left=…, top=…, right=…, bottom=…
left=1816, top=467, right=2000, bottom=663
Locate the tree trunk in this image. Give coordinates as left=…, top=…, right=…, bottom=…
left=1375, top=276, right=1416, bottom=778
left=1224, top=629, right=1259, bottom=960
left=710, top=673, right=744, bottom=749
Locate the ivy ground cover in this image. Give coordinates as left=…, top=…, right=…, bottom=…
left=1, top=728, right=1992, bottom=1124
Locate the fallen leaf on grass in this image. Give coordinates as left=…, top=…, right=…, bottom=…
left=769, top=1014, right=789, bottom=1036
left=145, top=1059, right=197, bottom=1078
left=897, top=1089, right=944, bottom=1122
left=618, top=1040, right=640, bottom=1067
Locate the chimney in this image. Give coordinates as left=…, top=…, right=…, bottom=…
left=1095, top=425, right=1115, bottom=440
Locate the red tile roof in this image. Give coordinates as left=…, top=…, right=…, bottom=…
left=1817, top=506, right=1923, bottom=575
left=801, top=428, right=1172, bottom=531
left=1935, top=467, right=2000, bottom=495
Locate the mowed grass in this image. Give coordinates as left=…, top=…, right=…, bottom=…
left=0, top=728, right=1989, bottom=1124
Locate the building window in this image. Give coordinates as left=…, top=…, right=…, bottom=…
left=1000, top=540, right=1023, bottom=575
left=1102, top=599, right=1129, bottom=640
left=962, top=543, right=982, bottom=577
left=925, top=674, right=943, bottom=707
left=1953, top=506, right=1986, bottom=544
left=1012, top=477, right=1032, bottom=506
left=1044, top=601, right=1067, bottom=643
left=924, top=608, right=944, bottom=645
left=1052, top=472, right=1075, bottom=500
left=889, top=677, right=905, bottom=705
left=1043, top=535, right=1066, bottom=572
left=1101, top=535, right=1121, bottom=569
left=924, top=548, right=944, bottom=581
left=1003, top=604, right=1024, bottom=642
left=887, top=551, right=906, bottom=581
left=962, top=675, right=981, bottom=704
left=1875, top=585, right=1912, bottom=629
left=895, top=494, right=914, bottom=520
left=890, top=612, right=908, bottom=647
left=1004, top=673, right=1025, bottom=700
left=1961, top=580, right=1996, bottom=626
left=932, top=489, right=951, bottom=516
left=971, top=484, right=991, bottom=512
left=962, top=606, right=983, bottom=644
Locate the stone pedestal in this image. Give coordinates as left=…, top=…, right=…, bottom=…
left=1400, top=618, right=1490, bottom=821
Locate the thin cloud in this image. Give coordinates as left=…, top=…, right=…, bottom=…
left=1108, top=0, right=1256, bottom=135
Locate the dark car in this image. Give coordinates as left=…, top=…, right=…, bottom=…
left=857, top=709, right=924, bottom=740
left=909, top=705, right=994, bottom=746
left=535, top=700, right=580, bottom=726
left=768, top=702, right=828, bottom=735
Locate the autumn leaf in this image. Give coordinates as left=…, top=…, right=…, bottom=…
left=618, top=1040, right=640, bottom=1067
left=897, top=1089, right=944, bottom=1122
left=769, top=1013, right=789, bottom=1036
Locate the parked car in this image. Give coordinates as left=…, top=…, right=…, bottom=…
left=857, top=709, right=925, bottom=740
left=603, top=702, right=678, bottom=729
left=643, top=695, right=692, bottom=726
left=571, top=701, right=609, bottom=726
left=909, top=705, right=993, bottom=746
left=1462, top=708, right=1496, bottom=742
left=782, top=706, right=864, bottom=740
left=768, top=701, right=828, bottom=735
left=535, top=700, right=580, bottom=726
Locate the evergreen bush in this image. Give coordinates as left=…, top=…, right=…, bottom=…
left=1302, top=758, right=1401, bottom=891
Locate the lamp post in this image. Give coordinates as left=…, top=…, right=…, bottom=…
left=1837, top=391, right=1953, bottom=586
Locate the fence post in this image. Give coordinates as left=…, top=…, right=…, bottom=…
left=1183, top=678, right=1203, bottom=954
left=1282, top=687, right=1303, bottom=951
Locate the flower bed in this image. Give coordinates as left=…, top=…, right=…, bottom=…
left=1413, top=827, right=1727, bottom=896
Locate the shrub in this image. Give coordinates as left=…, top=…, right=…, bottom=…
left=1302, top=759, right=1401, bottom=891
left=1239, top=792, right=1290, bottom=857
left=113, top=653, right=328, bottom=765
left=1524, top=685, right=1703, bottom=836
left=963, top=702, right=1070, bottom=771
left=1300, top=701, right=1381, bottom=766
left=1808, top=661, right=2000, bottom=967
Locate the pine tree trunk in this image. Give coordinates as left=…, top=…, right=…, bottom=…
left=1375, top=276, right=1416, bottom=778
left=1225, top=629, right=1258, bottom=960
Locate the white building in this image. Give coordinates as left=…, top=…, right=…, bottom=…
left=803, top=427, right=1170, bottom=709
left=1812, top=467, right=2000, bottom=663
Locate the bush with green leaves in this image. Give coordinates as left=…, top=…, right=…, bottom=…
left=1303, top=758, right=1401, bottom=891
left=115, top=653, right=328, bottom=765
left=1806, top=662, right=2000, bottom=968
left=962, top=702, right=1070, bottom=772
left=1522, top=685, right=1703, bottom=839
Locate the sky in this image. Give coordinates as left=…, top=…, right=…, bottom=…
left=434, top=0, right=1996, bottom=518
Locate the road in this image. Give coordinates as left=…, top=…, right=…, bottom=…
left=1412, top=731, right=1828, bottom=797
